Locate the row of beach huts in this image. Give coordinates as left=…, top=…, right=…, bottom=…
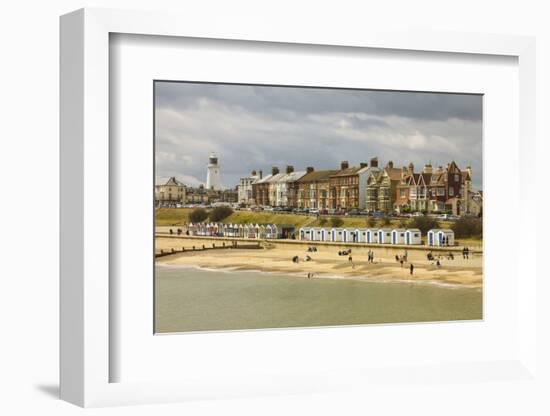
left=187, top=222, right=294, bottom=239
left=298, top=227, right=454, bottom=246
left=186, top=222, right=455, bottom=247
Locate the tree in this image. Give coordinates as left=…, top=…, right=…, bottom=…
left=451, top=217, right=482, bottom=239
left=209, top=206, right=233, bottom=222
left=318, top=217, right=328, bottom=227
left=330, top=217, right=344, bottom=228
left=189, top=208, right=208, bottom=223
left=382, top=216, right=391, bottom=226
left=407, top=216, right=440, bottom=234
left=367, top=218, right=376, bottom=228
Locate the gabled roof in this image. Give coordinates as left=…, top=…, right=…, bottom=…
left=330, top=166, right=363, bottom=177
left=254, top=174, right=274, bottom=184
left=385, top=167, right=403, bottom=181
left=266, top=173, right=286, bottom=183
left=297, top=169, right=339, bottom=182
left=278, top=170, right=308, bottom=183
left=156, top=176, right=186, bottom=186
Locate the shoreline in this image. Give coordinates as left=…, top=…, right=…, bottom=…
left=156, top=262, right=481, bottom=290
left=156, top=243, right=483, bottom=289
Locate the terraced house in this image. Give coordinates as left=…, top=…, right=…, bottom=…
left=365, top=161, right=402, bottom=213
left=328, top=161, right=371, bottom=210
left=296, top=167, right=338, bottom=209
left=393, top=161, right=472, bottom=215
left=273, top=166, right=307, bottom=207
left=427, top=161, right=472, bottom=215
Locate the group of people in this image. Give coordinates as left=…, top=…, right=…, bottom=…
left=169, top=228, right=187, bottom=236
left=462, top=246, right=470, bottom=259
left=395, top=250, right=409, bottom=267
left=367, top=250, right=375, bottom=263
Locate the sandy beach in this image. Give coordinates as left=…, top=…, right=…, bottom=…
left=156, top=236, right=483, bottom=289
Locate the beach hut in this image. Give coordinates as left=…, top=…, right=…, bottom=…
left=427, top=229, right=440, bottom=246
left=265, top=224, right=274, bottom=239
left=404, top=228, right=422, bottom=245
left=344, top=228, right=359, bottom=243
left=258, top=224, right=266, bottom=239
left=330, top=228, right=345, bottom=242
left=437, top=229, right=455, bottom=246
left=313, top=227, right=327, bottom=242
left=353, top=228, right=368, bottom=243
left=299, top=227, right=312, bottom=241
left=391, top=229, right=406, bottom=245
left=376, top=228, right=392, bottom=244
left=308, top=227, right=319, bottom=241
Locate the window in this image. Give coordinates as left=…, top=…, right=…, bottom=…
left=449, top=187, right=454, bottom=196
left=400, top=189, right=406, bottom=197
left=455, top=174, right=459, bottom=182
left=437, top=188, right=445, bottom=196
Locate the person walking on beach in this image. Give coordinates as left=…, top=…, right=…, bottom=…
left=410, top=263, right=414, bottom=275
left=400, top=256, right=404, bottom=268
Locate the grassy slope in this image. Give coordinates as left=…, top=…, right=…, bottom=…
left=156, top=208, right=468, bottom=233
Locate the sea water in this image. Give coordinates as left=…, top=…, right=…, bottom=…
left=155, top=265, right=482, bottom=333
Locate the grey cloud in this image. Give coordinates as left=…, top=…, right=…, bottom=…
left=155, top=82, right=483, bottom=190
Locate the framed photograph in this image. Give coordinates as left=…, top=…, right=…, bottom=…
left=60, top=8, right=538, bottom=408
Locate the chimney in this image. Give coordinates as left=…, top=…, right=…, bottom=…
left=387, top=160, right=394, bottom=169
left=306, top=166, right=314, bottom=173
left=259, top=170, right=263, bottom=179
left=466, top=166, right=472, bottom=178
left=370, top=157, right=378, bottom=168
left=285, top=165, right=294, bottom=174
left=360, top=162, right=368, bottom=168
left=408, top=162, right=414, bottom=175
left=401, top=166, right=408, bottom=179
left=272, top=166, right=279, bottom=175
left=340, top=160, right=349, bottom=170
left=422, top=164, right=432, bottom=174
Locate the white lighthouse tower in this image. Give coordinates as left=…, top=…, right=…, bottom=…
left=206, top=153, right=222, bottom=190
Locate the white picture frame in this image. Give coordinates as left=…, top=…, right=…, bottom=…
left=60, top=8, right=538, bottom=408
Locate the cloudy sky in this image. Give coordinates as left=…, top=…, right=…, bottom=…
left=155, top=82, right=482, bottom=190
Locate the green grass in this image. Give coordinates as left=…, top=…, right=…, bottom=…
left=155, top=208, right=482, bottom=242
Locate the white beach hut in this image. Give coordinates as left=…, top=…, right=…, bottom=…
left=340, top=228, right=355, bottom=243
left=312, top=227, right=327, bottom=242
left=391, top=229, right=406, bottom=245
left=365, top=228, right=375, bottom=244
left=404, top=228, right=422, bottom=245
left=265, top=224, right=275, bottom=239
left=427, top=229, right=440, bottom=246
left=299, top=227, right=312, bottom=241
left=376, top=228, right=392, bottom=244
left=354, top=228, right=369, bottom=243
left=427, top=229, right=454, bottom=246
left=330, top=228, right=345, bottom=242
left=309, top=227, right=323, bottom=241
left=436, top=229, right=455, bottom=246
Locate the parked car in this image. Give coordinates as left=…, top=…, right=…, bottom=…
left=348, top=209, right=360, bottom=216
left=411, top=212, right=424, bottom=217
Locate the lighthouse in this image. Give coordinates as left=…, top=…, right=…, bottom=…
left=206, top=153, right=222, bottom=190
